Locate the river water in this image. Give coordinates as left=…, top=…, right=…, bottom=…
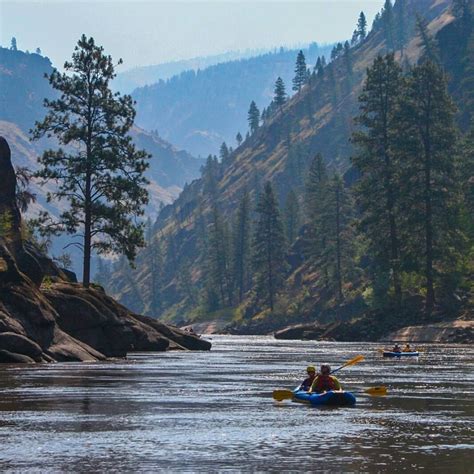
left=0, top=336, right=472, bottom=472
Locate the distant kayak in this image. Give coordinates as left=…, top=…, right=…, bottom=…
left=293, top=390, right=356, bottom=407
left=383, top=351, right=419, bottom=357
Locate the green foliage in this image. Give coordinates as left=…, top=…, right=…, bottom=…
left=416, top=15, right=440, bottom=63
left=273, top=77, right=287, bottom=109
left=292, top=50, right=307, bottom=92
left=10, top=37, right=17, bottom=51
left=252, top=182, right=287, bottom=311
left=353, top=11, right=367, bottom=45
left=219, top=142, right=230, bottom=161
left=236, top=132, right=243, bottom=147
left=232, top=191, right=252, bottom=302
left=382, top=0, right=395, bottom=51
left=53, top=253, right=72, bottom=270
left=247, top=100, right=260, bottom=134
left=32, top=35, right=150, bottom=287
left=352, top=54, right=405, bottom=306
left=396, top=61, right=462, bottom=312
left=283, top=189, right=300, bottom=245
left=0, top=212, right=13, bottom=240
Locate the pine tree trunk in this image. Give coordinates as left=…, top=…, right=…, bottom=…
left=83, top=170, right=92, bottom=288
left=424, top=126, right=435, bottom=314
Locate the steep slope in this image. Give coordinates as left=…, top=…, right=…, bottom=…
left=132, top=43, right=334, bottom=156
left=109, top=0, right=456, bottom=322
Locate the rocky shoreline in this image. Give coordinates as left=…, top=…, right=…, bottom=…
left=0, top=136, right=210, bottom=364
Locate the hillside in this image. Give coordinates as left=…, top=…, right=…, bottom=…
left=108, top=0, right=474, bottom=334
left=114, top=48, right=282, bottom=93
left=132, top=43, right=334, bottom=156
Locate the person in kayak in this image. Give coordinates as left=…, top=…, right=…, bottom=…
left=392, top=343, right=402, bottom=352
left=299, top=366, right=317, bottom=391
left=402, top=343, right=413, bottom=352
left=308, top=364, right=342, bottom=393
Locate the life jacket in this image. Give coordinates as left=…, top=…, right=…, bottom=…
left=300, top=375, right=316, bottom=391
left=312, top=374, right=337, bottom=393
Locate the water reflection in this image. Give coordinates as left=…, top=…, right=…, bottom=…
left=0, top=337, right=472, bottom=471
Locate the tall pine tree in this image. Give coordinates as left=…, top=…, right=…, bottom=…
left=274, top=77, right=287, bottom=109
left=352, top=54, right=404, bottom=306
left=252, top=182, right=287, bottom=311
left=233, top=191, right=252, bottom=302
left=397, top=61, right=460, bottom=313
left=293, top=50, right=307, bottom=92
left=248, top=100, right=260, bottom=134
left=32, top=35, right=149, bottom=287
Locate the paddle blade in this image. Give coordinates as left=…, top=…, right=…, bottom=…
left=342, top=354, right=365, bottom=368
left=272, top=389, right=294, bottom=401
left=365, top=386, right=388, bottom=396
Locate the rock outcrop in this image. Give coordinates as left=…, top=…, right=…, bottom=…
left=0, top=136, right=210, bottom=363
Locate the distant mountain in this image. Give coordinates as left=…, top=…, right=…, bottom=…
left=114, top=48, right=281, bottom=93
left=131, top=43, right=334, bottom=156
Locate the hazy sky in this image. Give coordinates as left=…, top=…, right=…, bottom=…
left=0, top=0, right=384, bottom=71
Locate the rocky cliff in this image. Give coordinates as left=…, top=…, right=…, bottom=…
left=0, top=136, right=210, bottom=363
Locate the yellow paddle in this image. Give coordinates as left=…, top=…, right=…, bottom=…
left=330, top=354, right=365, bottom=374
left=272, top=386, right=388, bottom=401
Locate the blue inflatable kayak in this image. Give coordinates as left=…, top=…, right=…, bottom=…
left=383, top=351, right=419, bottom=357
left=293, top=390, right=356, bottom=407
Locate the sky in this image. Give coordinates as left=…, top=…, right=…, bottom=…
left=0, top=0, right=384, bottom=71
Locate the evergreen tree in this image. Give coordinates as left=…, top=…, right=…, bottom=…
left=356, top=11, right=368, bottom=42
left=453, top=0, right=473, bottom=33
left=383, top=0, right=395, bottom=50
left=315, top=56, right=324, bottom=77
left=343, top=41, right=353, bottom=89
left=35, top=47, right=41, bottom=55
left=219, top=142, right=230, bottom=161
left=416, top=15, right=439, bottom=63
left=396, top=0, right=407, bottom=54
left=292, top=50, right=307, bottom=92
left=352, top=54, right=405, bottom=306
left=208, top=205, right=233, bottom=307
left=236, top=132, right=243, bottom=147
left=304, top=153, right=329, bottom=284
left=248, top=100, right=260, bottom=134
left=233, top=191, right=251, bottom=302
left=461, top=32, right=474, bottom=126
left=10, top=37, right=17, bottom=51
left=147, top=237, right=164, bottom=314
left=274, top=77, right=287, bottom=109
left=320, top=173, right=354, bottom=301
left=397, top=61, right=460, bottom=313
left=284, top=189, right=300, bottom=245
left=32, top=35, right=149, bottom=287
left=252, top=182, right=287, bottom=311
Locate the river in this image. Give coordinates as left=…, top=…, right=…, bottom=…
left=0, top=336, right=472, bottom=472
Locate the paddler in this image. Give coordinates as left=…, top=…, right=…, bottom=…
left=299, top=366, right=317, bottom=391
left=308, top=364, right=342, bottom=393
left=402, top=343, right=413, bottom=352
left=392, top=343, right=402, bottom=352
